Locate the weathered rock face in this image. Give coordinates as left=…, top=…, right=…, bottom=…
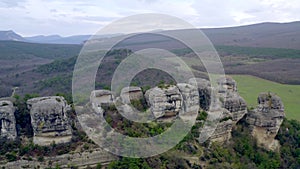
left=208, top=109, right=233, bottom=143
left=120, top=86, right=144, bottom=104
left=0, top=99, right=17, bottom=140
left=191, top=77, right=247, bottom=143
left=189, top=78, right=211, bottom=111
left=176, top=83, right=199, bottom=114
left=217, top=76, right=237, bottom=93
left=212, top=77, right=247, bottom=143
left=27, top=96, right=72, bottom=146
left=219, top=77, right=248, bottom=122
left=145, top=85, right=182, bottom=120
left=90, top=90, right=114, bottom=106
left=246, top=92, right=285, bottom=151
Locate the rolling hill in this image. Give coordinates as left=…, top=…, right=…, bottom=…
left=202, top=21, right=300, bottom=50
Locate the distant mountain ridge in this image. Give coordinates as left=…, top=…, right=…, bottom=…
left=24, top=34, right=122, bottom=44
left=0, top=30, right=25, bottom=41
left=25, top=34, right=90, bottom=44
left=201, top=21, right=300, bottom=50
left=1, top=21, right=300, bottom=49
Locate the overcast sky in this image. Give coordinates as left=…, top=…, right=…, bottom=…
left=1, top=0, right=300, bottom=36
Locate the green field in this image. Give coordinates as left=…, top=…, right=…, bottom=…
left=231, top=75, right=300, bottom=120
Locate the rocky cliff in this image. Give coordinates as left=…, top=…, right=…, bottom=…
left=0, top=99, right=17, bottom=140
left=189, top=77, right=248, bottom=143
left=27, top=96, right=72, bottom=146
left=246, top=92, right=285, bottom=151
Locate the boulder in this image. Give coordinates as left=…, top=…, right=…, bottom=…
left=246, top=92, right=285, bottom=151
left=27, top=96, right=72, bottom=146
left=0, top=99, right=17, bottom=140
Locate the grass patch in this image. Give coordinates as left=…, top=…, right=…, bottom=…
left=231, top=75, right=300, bottom=120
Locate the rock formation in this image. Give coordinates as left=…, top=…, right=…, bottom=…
left=190, top=77, right=247, bottom=143
left=246, top=92, right=285, bottom=151
left=120, top=86, right=144, bottom=104
left=88, top=77, right=284, bottom=150
left=90, top=90, right=114, bottom=106
left=218, top=77, right=248, bottom=122
left=0, top=99, right=17, bottom=140
left=27, top=96, right=72, bottom=146
left=145, top=85, right=182, bottom=120
left=176, top=83, right=199, bottom=114
left=189, top=78, right=211, bottom=111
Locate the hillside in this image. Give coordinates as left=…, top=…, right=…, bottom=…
left=202, top=21, right=300, bottom=50
left=0, top=31, right=25, bottom=41
left=0, top=41, right=81, bottom=60
left=89, top=21, right=300, bottom=50
left=0, top=43, right=299, bottom=112
left=0, top=41, right=81, bottom=97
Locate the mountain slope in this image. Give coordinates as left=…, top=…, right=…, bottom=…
left=87, top=21, right=300, bottom=50
left=202, top=21, right=300, bottom=50
left=0, top=30, right=25, bottom=41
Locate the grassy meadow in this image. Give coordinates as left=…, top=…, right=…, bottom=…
left=231, top=75, right=300, bottom=120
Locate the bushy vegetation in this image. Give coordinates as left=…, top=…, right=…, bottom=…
left=103, top=104, right=171, bottom=137
left=35, top=56, right=77, bottom=74
left=107, top=115, right=300, bottom=169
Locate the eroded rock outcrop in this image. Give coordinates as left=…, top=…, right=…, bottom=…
left=188, top=78, right=211, bottom=111
left=191, top=77, right=247, bottom=143
left=218, top=77, right=248, bottom=122
left=0, top=99, right=17, bottom=140
left=145, top=85, right=182, bottom=120
left=177, top=83, right=199, bottom=114
left=120, top=86, right=144, bottom=104
left=90, top=90, right=114, bottom=106
left=246, top=92, right=285, bottom=151
left=27, top=96, right=72, bottom=146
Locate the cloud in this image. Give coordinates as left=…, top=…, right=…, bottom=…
left=0, top=0, right=300, bottom=36
left=0, top=0, right=26, bottom=8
